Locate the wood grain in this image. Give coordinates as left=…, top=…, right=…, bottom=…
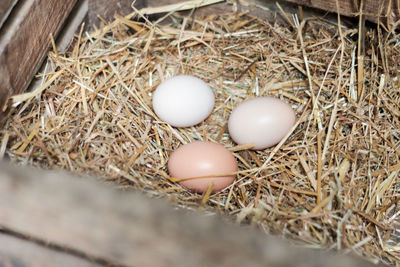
left=88, top=0, right=145, bottom=28
left=285, top=0, right=400, bottom=26
left=0, top=0, right=78, bottom=121
left=0, top=162, right=377, bottom=267
left=0, top=0, right=18, bottom=28
left=0, top=234, right=100, bottom=267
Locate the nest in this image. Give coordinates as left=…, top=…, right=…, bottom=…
left=1, top=2, right=399, bottom=265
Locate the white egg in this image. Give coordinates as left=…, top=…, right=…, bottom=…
left=152, top=75, right=215, bottom=127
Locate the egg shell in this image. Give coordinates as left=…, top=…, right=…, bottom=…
left=152, top=75, right=215, bottom=127
left=168, top=141, right=238, bottom=193
left=228, top=97, right=296, bottom=150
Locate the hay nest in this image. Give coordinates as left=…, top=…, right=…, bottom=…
left=1, top=2, right=399, bottom=265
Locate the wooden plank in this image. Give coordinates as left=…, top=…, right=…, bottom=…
left=0, top=0, right=18, bottom=28
left=0, top=234, right=100, bottom=267
left=0, top=162, right=377, bottom=267
left=0, top=0, right=78, bottom=122
left=88, top=0, right=145, bottom=28
left=285, top=0, right=399, bottom=26
left=143, top=0, right=288, bottom=24
left=25, top=0, right=88, bottom=100
left=57, top=0, right=88, bottom=53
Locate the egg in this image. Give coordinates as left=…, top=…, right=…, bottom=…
left=168, top=141, right=238, bottom=193
left=152, top=75, right=215, bottom=127
left=228, top=97, right=296, bottom=150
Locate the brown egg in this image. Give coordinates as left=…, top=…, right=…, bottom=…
left=168, top=141, right=238, bottom=193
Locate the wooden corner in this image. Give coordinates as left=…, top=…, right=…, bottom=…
left=0, top=0, right=79, bottom=122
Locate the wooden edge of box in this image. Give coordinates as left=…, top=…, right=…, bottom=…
left=0, top=0, right=19, bottom=29
left=285, top=0, right=400, bottom=27
left=0, top=0, right=79, bottom=123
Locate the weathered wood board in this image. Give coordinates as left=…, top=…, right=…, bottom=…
left=285, top=0, right=400, bottom=27
left=0, top=162, right=377, bottom=267
left=88, top=0, right=143, bottom=28
left=0, top=0, right=18, bottom=28
left=0, top=0, right=78, bottom=122
left=0, top=234, right=100, bottom=267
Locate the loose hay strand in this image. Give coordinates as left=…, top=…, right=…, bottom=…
left=138, top=0, right=224, bottom=15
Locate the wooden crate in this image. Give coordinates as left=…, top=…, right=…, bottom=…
left=0, top=0, right=398, bottom=266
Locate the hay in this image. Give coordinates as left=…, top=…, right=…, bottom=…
left=1, top=2, right=399, bottom=265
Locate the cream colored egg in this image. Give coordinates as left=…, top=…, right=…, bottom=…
left=228, top=97, right=296, bottom=150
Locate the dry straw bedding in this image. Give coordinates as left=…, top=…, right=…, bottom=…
left=1, top=5, right=399, bottom=265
